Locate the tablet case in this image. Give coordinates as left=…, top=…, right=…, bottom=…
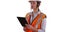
left=17, top=17, right=28, bottom=27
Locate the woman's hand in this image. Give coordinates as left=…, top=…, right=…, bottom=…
left=25, top=24, right=38, bottom=32
left=23, top=26, right=27, bottom=31
left=25, top=24, right=33, bottom=29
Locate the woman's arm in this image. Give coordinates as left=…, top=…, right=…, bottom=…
left=38, top=18, right=46, bottom=32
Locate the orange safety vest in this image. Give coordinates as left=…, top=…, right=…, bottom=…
left=25, top=12, right=46, bottom=32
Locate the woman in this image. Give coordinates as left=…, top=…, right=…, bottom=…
left=23, top=0, right=47, bottom=32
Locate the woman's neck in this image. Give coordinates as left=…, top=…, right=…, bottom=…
left=33, top=8, right=38, bottom=13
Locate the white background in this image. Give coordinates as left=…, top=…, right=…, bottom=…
left=0, top=0, right=60, bottom=32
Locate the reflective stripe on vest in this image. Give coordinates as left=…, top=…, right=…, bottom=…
left=35, top=13, right=43, bottom=28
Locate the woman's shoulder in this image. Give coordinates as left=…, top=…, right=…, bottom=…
left=41, top=12, right=47, bottom=18
left=25, top=12, right=32, bottom=17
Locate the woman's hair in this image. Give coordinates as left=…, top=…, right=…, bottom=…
left=36, top=1, right=41, bottom=11
left=37, top=1, right=41, bottom=7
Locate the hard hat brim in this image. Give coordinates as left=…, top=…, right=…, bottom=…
left=29, top=1, right=41, bottom=2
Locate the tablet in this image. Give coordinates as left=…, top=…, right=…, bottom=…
left=17, top=17, right=28, bottom=27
